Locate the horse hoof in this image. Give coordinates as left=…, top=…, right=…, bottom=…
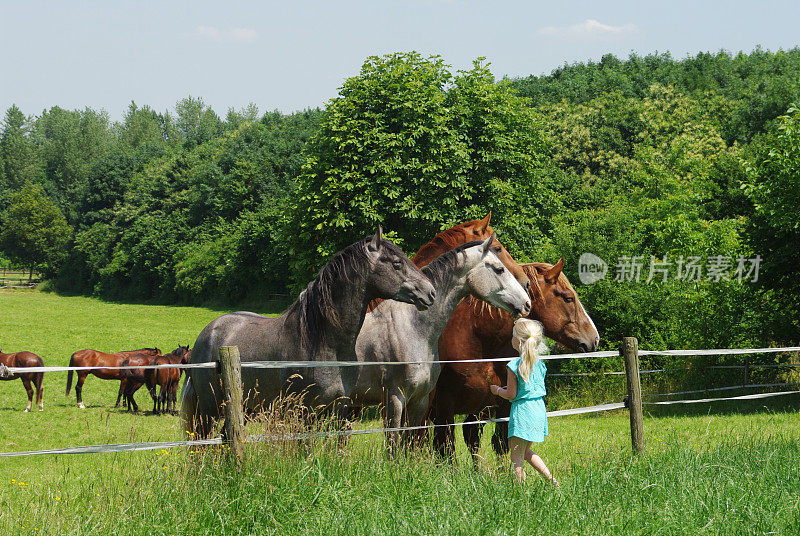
left=78, top=404, right=86, bottom=409
left=24, top=408, right=29, bottom=413
left=39, top=407, right=44, bottom=412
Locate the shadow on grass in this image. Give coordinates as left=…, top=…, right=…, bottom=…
left=39, top=285, right=292, bottom=316
left=644, top=391, right=800, bottom=419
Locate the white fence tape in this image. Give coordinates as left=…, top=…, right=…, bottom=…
left=644, top=382, right=800, bottom=399
left=643, top=389, right=800, bottom=406
left=0, top=402, right=625, bottom=458
left=7, top=346, right=799, bottom=375
left=639, top=347, right=800, bottom=357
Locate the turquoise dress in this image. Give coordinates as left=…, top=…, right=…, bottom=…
left=507, top=357, right=548, bottom=443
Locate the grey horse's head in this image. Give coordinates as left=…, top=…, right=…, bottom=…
left=364, top=226, right=436, bottom=310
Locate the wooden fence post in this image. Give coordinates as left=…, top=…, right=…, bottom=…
left=622, top=337, right=645, bottom=455
left=218, top=345, right=246, bottom=467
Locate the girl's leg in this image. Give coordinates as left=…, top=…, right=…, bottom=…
left=524, top=447, right=558, bottom=485
left=507, top=437, right=528, bottom=483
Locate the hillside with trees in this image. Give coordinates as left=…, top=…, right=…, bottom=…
left=1, top=48, right=798, bottom=351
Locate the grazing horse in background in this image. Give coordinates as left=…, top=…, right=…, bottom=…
left=66, top=347, right=161, bottom=409
left=119, top=351, right=168, bottom=413
left=0, top=348, right=45, bottom=411
left=353, top=236, right=531, bottom=455
left=182, top=227, right=437, bottom=440
left=431, top=260, right=600, bottom=461
left=145, top=346, right=191, bottom=415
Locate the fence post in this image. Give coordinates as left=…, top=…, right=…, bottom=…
left=218, top=345, right=246, bottom=467
left=622, top=337, right=645, bottom=455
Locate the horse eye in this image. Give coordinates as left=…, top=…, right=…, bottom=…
left=492, top=265, right=505, bottom=274
left=493, top=246, right=501, bottom=253
left=564, top=296, right=575, bottom=303
left=392, top=261, right=402, bottom=270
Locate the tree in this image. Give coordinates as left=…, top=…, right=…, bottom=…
left=0, top=181, right=72, bottom=277
left=0, top=104, right=40, bottom=191
left=744, top=104, right=800, bottom=339
left=174, top=96, right=223, bottom=149
left=289, top=52, right=552, bottom=285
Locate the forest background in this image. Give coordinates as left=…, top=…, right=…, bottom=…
left=2, top=48, right=799, bottom=360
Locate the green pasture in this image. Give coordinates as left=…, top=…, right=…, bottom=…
left=1, top=290, right=799, bottom=535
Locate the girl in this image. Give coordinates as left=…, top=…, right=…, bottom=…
left=489, top=318, right=558, bottom=485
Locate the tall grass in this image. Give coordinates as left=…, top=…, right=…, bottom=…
left=1, top=290, right=799, bottom=534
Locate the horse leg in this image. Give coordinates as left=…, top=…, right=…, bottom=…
left=22, top=377, right=34, bottom=412
left=491, top=421, right=509, bottom=456
left=35, top=372, right=44, bottom=411
left=125, top=382, right=140, bottom=413
left=431, top=398, right=457, bottom=459
left=384, top=389, right=405, bottom=459
left=169, top=383, right=179, bottom=415
left=405, top=398, right=430, bottom=449
left=180, top=378, right=212, bottom=440
left=462, top=415, right=484, bottom=468
left=76, top=373, right=87, bottom=409
left=116, top=379, right=126, bottom=408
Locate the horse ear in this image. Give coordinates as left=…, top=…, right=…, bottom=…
left=479, top=212, right=492, bottom=233
left=482, top=232, right=496, bottom=255
left=368, top=225, right=383, bottom=252
left=544, top=258, right=564, bottom=285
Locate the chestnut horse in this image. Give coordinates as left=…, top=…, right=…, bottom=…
left=0, top=348, right=44, bottom=411
left=66, top=347, right=161, bottom=409
left=144, top=346, right=191, bottom=415
left=430, top=260, right=600, bottom=461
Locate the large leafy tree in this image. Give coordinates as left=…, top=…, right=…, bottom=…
left=744, top=104, right=800, bottom=338
left=289, top=53, right=552, bottom=285
left=0, top=181, right=72, bottom=276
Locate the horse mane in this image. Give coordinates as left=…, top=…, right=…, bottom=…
left=412, top=226, right=474, bottom=266
left=421, top=240, right=484, bottom=290
left=285, top=237, right=376, bottom=352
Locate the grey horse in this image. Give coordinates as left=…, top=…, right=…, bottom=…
left=181, top=227, right=436, bottom=439
left=352, top=235, right=531, bottom=454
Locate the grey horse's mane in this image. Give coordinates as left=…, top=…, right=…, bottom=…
left=286, top=236, right=408, bottom=353
left=421, top=240, right=483, bottom=290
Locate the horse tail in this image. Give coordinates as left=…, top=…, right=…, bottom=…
left=66, top=354, right=76, bottom=395
left=180, top=377, right=198, bottom=440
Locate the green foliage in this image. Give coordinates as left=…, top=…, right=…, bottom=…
left=290, top=53, right=553, bottom=284
left=0, top=182, right=72, bottom=276
left=0, top=104, right=41, bottom=193
left=744, top=104, right=800, bottom=338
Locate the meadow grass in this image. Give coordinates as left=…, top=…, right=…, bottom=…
left=1, top=290, right=799, bottom=535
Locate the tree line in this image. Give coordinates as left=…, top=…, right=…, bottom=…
left=1, top=49, right=798, bottom=358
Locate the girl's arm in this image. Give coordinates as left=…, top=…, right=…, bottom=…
left=490, top=368, right=517, bottom=400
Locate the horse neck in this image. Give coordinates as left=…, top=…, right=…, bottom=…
left=289, top=267, right=372, bottom=358
left=416, top=262, right=473, bottom=344
left=411, top=230, right=468, bottom=268
left=467, top=298, right=515, bottom=353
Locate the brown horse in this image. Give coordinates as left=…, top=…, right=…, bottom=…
left=119, top=351, right=165, bottom=413
left=144, top=346, right=191, bottom=415
left=0, top=348, right=44, bottom=411
left=66, top=347, right=161, bottom=409
left=430, top=260, right=600, bottom=461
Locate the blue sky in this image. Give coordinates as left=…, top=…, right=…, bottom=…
left=2, top=0, right=799, bottom=120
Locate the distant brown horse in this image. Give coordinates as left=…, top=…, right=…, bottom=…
left=66, top=347, right=161, bottom=409
left=144, top=346, right=191, bottom=415
left=0, top=348, right=44, bottom=411
left=430, top=260, right=600, bottom=461
left=119, top=351, right=164, bottom=413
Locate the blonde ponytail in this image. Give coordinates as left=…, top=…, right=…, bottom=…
left=513, top=318, right=545, bottom=382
